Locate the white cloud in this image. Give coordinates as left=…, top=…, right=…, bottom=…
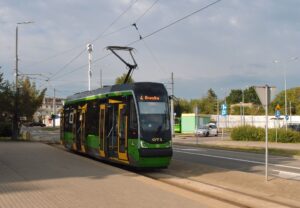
left=0, top=0, right=300, bottom=98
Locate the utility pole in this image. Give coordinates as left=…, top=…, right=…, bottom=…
left=242, top=88, right=245, bottom=125
left=290, top=101, right=292, bottom=123
left=284, top=69, right=287, bottom=131
left=255, top=85, right=275, bottom=182
left=87, top=44, right=93, bottom=91
left=170, top=72, right=174, bottom=137
left=217, top=100, right=219, bottom=129
left=12, top=21, right=33, bottom=140
left=12, top=25, right=19, bottom=140
left=265, top=85, right=269, bottom=182
left=52, top=88, right=56, bottom=127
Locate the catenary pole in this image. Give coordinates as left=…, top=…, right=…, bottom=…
left=87, top=44, right=93, bottom=91
left=170, top=72, right=174, bottom=137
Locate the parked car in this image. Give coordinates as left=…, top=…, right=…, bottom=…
left=195, top=124, right=218, bottom=137
left=287, top=123, right=300, bottom=132
left=27, top=122, right=46, bottom=127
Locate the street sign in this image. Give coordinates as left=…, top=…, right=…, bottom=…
left=254, top=84, right=276, bottom=181
left=254, top=86, right=272, bottom=109
left=221, top=104, right=227, bottom=116
left=285, top=115, right=289, bottom=120
left=275, top=104, right=280, bottom=110
left=275, top=110, right=280, bottom=118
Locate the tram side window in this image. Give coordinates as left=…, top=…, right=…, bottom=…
left=64, top=107, right=72, bottom=132
left=129, top=97, right=138, bottom=138
left=86, top=101, right=99, bottom=135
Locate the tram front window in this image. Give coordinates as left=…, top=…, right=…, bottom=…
left=138, top=102, right=170, bottom=142
left=139, top=102, right=166, bottom=115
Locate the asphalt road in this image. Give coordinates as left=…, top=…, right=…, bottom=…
left=173, top=144, right=300, bottom=181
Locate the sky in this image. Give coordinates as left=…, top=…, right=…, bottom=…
left=0, top=0, right=299, bottom=99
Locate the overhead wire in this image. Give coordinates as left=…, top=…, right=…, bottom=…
left=50, top=0, right=222, bottom=85
left=135, top=0, right=160, bottom=23
left=90, top=0, right=139, bottom=43
left=128, top=0, right=222, bottom=46
left=132, top=21, right=168, bottom=75
left=49, top=48, right=86, bottom=81
left=100, top=0, right=160, bottom=38
left=25, top=0, right=140, bottom=71
left=50, top=0, right=156, bottom=82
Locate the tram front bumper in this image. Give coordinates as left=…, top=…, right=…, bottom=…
left=139, top=148, right=173, bottom=157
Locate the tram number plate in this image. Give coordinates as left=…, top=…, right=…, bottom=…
left=152, top=137, right=163, bottom=142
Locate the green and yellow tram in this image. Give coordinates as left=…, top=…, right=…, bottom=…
left=61, top=82, right=172, bottom=168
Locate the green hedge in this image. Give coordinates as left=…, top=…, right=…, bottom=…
left=231, top=125, right=300, bottom=143
left=0, top=122, right=12, bottom=137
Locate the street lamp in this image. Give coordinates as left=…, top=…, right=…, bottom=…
left=12, top=21, right=34, bottom=140
left=273, top=57, right=298, bottom=131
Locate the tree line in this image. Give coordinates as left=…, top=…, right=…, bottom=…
left=0, top=72, right=46, bottom=136
left=174, top=86, right=300, bottom=117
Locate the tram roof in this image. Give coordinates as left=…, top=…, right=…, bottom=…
left=65, top=82, right=164, bottom=103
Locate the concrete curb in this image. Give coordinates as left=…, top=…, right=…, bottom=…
left=148, top=172, right=300, bottom=208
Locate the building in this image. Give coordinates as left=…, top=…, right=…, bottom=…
left=33, top=97, right=64, bottom=126
left=180, top=113, right=211, bottom=133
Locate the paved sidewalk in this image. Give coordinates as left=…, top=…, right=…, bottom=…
left=0, top=142, right=233, bottom=208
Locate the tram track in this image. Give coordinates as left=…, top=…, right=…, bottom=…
left=48, top=143, right=299, bottom=208
left=138, top=170, right=300, bottom=208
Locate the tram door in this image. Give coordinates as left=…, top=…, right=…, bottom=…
left=75, top=104, right=87, bottom=152
left=117, top=104, right=128, bottom=161
left=107, top=103, right=118, bottom=157
left=71, top=109, right=77, bottom=150
left=99, top=104, right=106, bottom=157
left=60, top=110, right=64, bottom=141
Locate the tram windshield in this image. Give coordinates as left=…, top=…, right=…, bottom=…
left=138, top=102, right=167, bottom=114
left=133, top=83, right=171, bottom=142
left=138, top=101, right=170, bottom=142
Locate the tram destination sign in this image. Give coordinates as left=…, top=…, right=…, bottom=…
left=139, top=95, right=160, bottom=101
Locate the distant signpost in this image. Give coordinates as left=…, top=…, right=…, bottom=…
left=275, top=110, right=280, bottom=118
left=254, top=85, right=276, bottom=182
left=221, top=104, right=227, bottom=116
left=274, top=104, right=281, bottom=144
left=285, top=114, right=289, bottom=120
left=220, top=103, right=227, bottom=140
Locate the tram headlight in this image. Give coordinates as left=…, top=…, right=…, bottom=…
left=167, top=140, right=172, bottom=148
left=140, top=140, right=148, bottom=148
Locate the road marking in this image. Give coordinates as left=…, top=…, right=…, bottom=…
left=173, top=149, right=300, bottom=171
left=272, top=169, right=300, bottom=180
left=177, top=148, right=200, bottom=151
left=174, top=145, right=297, bottom=160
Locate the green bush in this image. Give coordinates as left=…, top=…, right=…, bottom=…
left=0, top=122, right=12, bottom=137
left=231, top=125, right=300, bottom=143
left=231, top=125, right=265, bottom=141
left=268, top=128, right=300, bottom=143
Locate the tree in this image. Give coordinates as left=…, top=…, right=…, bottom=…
left=115, top=73, right=134, bottom=84
left=207, top=88, right=217, bottom=100
left=226, top=89, right=242, bottom=104
left=271, top=87, right=300, bottom=115
left=18, top=78, right=46, bottom=121
left=174, top=98, right=192, bottom=117
left=0, top=73, right=13, bottom=119
left=187, top=89, right=218, bottom=115
left=199, top=89, right=218, bottom=114
left=226, top=86, right=260, bottom=105
left=244, top=86, right=260, bottom=104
